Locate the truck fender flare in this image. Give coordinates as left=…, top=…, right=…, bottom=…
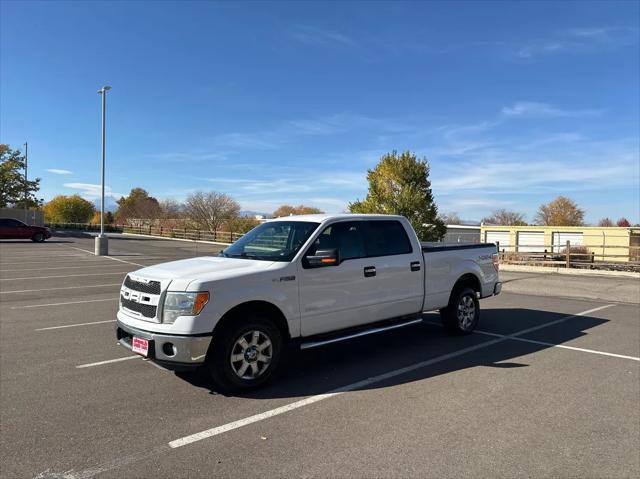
left=448, top=272, right=482, bottom=304
left=214, top=300, right=291, bottom=341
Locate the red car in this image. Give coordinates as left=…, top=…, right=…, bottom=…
left=0, top=218, right=52, bottom=242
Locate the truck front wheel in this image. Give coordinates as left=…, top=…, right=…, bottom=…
left=440, top=287, right=479, bottom=335
left=206, top=315, right=283, bottom=392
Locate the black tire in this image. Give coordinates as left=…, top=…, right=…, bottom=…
left=31, top=233, right=45, bottom=243
left=206, top=314, right=283, bottom=392
left=440, top=287, right=479, bottom=335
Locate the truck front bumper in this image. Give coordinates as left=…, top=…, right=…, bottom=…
left=494, top=282, right=502, bottom=295
left=116, top=320, right=212, bottom=370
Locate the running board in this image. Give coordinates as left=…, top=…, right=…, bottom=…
left=299, top=318, right=423, bottom=350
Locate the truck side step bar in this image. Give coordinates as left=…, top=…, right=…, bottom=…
left=299, top=318, right=424, bottom=350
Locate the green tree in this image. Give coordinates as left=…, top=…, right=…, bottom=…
left=43, top=195, right=95, bottom=223
left=115, top=188, right=161, bottom=222
left=348, top=150, right=445, bottom=241
left=534, top=196, right=585, bottom=226
left=272, top=204, right=324, bottom=217
left=0, top=144, right=42, bottom=207
left=90, top=211, right=115, bottom=225
left=225, top=216, right=260, bottom=235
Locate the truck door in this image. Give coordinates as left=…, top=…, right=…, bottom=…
left=298, top=220, right=379, bottom=336
left=362, top=220, right=424, bottom=319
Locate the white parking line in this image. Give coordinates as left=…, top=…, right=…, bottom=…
left=1, top=259, right=110, bottom=266
left=11, top=298, right=118, bottom=309
left=76, top=355, right=141, bottom=368
left=506, top=304, right=614, bottom=336
left=67, top=246, right=145, bottom=267
left=168, top=303, right=616, bottom=449
left=1, top=283, right=122, bottom=294
left=423, top=304, right=633, bottom=361
left=36, top=320, right=116, bottom=331
left=169, top=336, right=506, bottom=448
left=1, top=271, right=129, bottom=281
left=1, top=263, right=130, bottom=272
left=1, top=253, right=92, bottom=258
left=474, top=330, right=640, bottom=361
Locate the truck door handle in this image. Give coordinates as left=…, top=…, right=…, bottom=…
left=364, top=266, right=376, bottom=277
left=410, top=261, right=421, bottom=272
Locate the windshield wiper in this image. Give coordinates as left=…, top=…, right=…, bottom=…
left=223, top=252, right=259, bottom=259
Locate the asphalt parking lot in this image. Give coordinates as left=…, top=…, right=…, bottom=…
left=1, top=234, right=639, bottom=479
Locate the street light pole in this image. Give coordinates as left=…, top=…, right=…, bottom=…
left=24, top=142, right=28, bottom=223
left=95, top=85, right=111, bottom=256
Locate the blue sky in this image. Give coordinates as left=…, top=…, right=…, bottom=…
left=1, top=0, right=639, bottom=223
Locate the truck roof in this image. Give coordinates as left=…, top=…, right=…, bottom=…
left=267, top=213, right=405, bottom=223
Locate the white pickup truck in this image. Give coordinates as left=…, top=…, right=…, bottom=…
left=116, top=214, right=501, bottom=390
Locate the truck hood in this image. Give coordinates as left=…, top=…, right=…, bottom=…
left=129, top=256, right=276, bottom=290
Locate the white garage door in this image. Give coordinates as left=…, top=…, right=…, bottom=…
left=517, top=231, right=546, bottom=252
left=552, top=232, right=583, bottom=252
left=485, top=231, right=511, bottom=251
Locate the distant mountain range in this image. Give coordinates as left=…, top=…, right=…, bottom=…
left=93, top=198, right=118, bottom=213
left=240, top=210, right=270, bottom=218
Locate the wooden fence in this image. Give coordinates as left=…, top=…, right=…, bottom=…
left=122, top=225, right=245, bottom=244
left=495, top=239, right=640, bottom=272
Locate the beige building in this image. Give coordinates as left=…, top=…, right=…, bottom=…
left=480, top=225, right=639, bottom=263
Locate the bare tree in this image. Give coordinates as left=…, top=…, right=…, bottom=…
left=598, top=217, right=614, bottom=227
left=159, top=199, right=184, bottom=219
left=273, top=204, right=324, bottom=217
left=482, top=209, right=527, bottom=226
left=439, top=212, right=461, bottom=225
left=184, top=191, right=240, bottom=234
left=534, top=196, right=584, bottom=226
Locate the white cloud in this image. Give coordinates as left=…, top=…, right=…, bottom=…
left=430, top=137, right=640, bottom=196
left=290, top=25, right=357, bottom=48
left=501, top=101, right=602, bottom=118
left=209, top=113, right=411, bottom=151
left=202, top=171, right=366, bottom=197
left=46, top=168, right=73, bottom=175
left=517, top=26, right=638, bottom=59
left=63, top=182, right=124, bottom=199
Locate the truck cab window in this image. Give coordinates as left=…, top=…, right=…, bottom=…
left=307, top=221, right=366, bottom=261
left=364, top=220, right=413, bottom=257
left=222, top=221, right=319, bottom=262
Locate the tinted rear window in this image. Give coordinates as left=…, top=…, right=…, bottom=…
left=365, top=220, right=413, bottom=257
left=0, top=219, right=21, bottom=227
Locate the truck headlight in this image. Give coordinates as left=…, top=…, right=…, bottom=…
left=162, top=292, right=209, bottom=324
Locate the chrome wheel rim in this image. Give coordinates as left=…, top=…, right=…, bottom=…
left=230, top=330, right=273, bottom=380
left=457, top=295, right=476, bottom=330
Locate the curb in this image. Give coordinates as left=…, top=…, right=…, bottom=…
left=500, top=264, right=640, bottom=279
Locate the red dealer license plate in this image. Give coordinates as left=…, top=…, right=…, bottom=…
left=131, top=337, right=149, bottom=357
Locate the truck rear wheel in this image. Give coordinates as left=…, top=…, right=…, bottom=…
left=440, top=287, right=479, bottom=335
left=206, top=315, right=282, bottom=392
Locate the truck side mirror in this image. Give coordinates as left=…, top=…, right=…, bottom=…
left=305, top=248, right=340, bottom=268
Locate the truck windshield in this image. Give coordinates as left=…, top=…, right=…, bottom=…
left=220, top=221, right=320, bottom=262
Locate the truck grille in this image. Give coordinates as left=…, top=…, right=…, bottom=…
left=124, top=276, right=161, bottom=295
left=120, top=295, right=157, bottom=318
